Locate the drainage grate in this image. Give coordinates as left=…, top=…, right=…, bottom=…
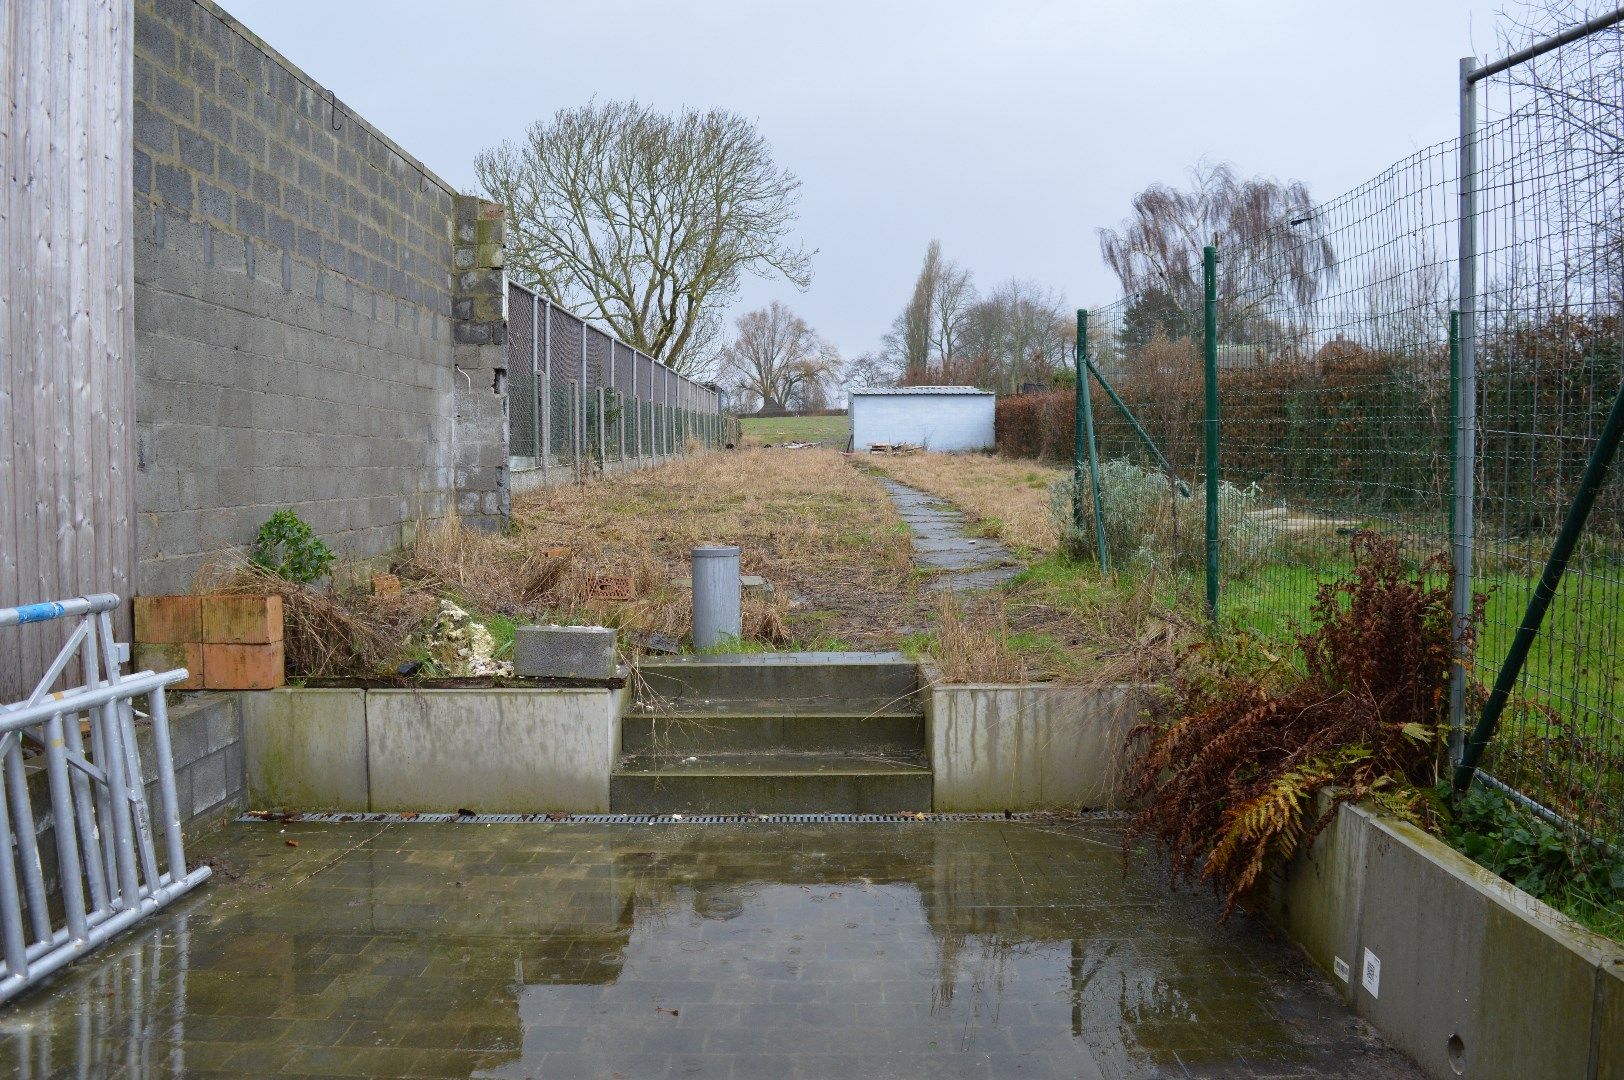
left=236, top=810, right=1127, bottom=826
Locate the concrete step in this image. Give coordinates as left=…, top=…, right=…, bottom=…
left=610, top=751, right=933, bottom=814
left=636, top=652, right=919, bottom=711
left=621, top=710, right=925, bottom=755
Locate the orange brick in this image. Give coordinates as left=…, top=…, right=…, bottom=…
left=201, top=595, right=283, bottom=644
left=134, top=595, right=200, bottom=644
left=134, top=642, right=204, bottom=690
left=371, top=573, right=402, bottom=597
left=202, top=641, right=284, bottom=690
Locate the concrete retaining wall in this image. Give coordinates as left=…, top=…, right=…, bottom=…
left=1266, top=799, right=1624, bottom=1080
left=242, top=686, right=625, bottom=813
left=925, top=672, right=1144, bottom=811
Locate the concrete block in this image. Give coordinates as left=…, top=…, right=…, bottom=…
left=134, top=641, right=204, bottom=690
left=514, top=625, right=617, bottom=679
left=202, top=641, right=285, bottom=690
left=1354, top=815, right=1616, bottom=1080
left=191, top=749, right=230, bottom=816
left=241, top=688, right=368, bottom=811
left=366, top=689, right=616, bottom=812
left=1598, top=963, right=1624, bottom=1080
left=135, top=593, right=201, bottom=643
left=201, top=594, right=283, bottom=643
left=928, top=680, right=1142, bottom=812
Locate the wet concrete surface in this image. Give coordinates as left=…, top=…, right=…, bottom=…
left=0, top=820, right=1421, bottom=1079
left=877, top=479, right=1022, bottom=593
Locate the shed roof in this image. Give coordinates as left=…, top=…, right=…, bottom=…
left=848, top=386, right=994, bottom=397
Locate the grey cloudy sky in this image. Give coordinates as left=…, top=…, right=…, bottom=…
left=226, top=0, right=1509, bottom=360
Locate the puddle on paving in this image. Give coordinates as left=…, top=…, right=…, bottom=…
left=0, top=822, right=1416, bottom=1079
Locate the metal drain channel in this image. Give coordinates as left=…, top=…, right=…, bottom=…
left=237, top=810, right=1126, bottom=826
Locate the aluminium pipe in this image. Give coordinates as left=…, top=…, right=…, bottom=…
left=691, top=546, right=742, bottom=650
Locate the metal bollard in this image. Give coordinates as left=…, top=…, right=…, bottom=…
left=691, top=545, right=742, bottom=649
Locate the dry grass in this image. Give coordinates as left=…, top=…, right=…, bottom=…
left=201, top=563, right=437, bottom=678
left=404, top=449, right=921, bottom=651
left=865, top=453, right=1066, bottom=554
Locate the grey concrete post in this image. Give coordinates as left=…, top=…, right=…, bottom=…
left=691, top=545, right=742, bottom=649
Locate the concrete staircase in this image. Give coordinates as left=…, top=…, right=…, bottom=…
left=611, top=653, right=931, bottom=813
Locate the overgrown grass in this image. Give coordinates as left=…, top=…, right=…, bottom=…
left=739, top=413, right=850, bottom=446
left=865, top=452, right=1066, bottom=555
left=404, top=448, right=919, bottom=656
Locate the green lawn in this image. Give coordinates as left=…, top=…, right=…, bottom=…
left=740, top=413, right=850, bottom=447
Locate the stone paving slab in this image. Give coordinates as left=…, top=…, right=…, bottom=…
left=0, top=821, right=1422, bottom=1079
left=876, top=478, right=1023, bottom=594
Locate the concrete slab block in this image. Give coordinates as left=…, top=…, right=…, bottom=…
left=513, top=624, right=617, bottom=679
left=1262, top=798, right=1371, bottom=1003
left=1355, top=816, right=1613, bottom=1080
left=241, top=688, right=368, bottom=811
left=928, top=681, right=1142, bottom=811
left=366, top=689, right=616, bottom=812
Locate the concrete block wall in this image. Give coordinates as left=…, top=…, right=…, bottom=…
left=450, top=197, right=510, bottom=528
left=131, top=0, right=508, bottom=592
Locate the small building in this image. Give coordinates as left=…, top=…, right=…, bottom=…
left=848, top=387, right=996, bottom=452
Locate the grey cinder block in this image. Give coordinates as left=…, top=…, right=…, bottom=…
left=514, top=625, right=617, bottom=680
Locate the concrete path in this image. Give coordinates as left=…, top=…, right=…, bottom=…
left=877, top=478, right=1022, bottom=593
left=0, top=820, right=1423, bottom=1079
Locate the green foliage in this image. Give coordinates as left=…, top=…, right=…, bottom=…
left=250, top=510, right=335, bottom=584
left=1049, top=459, right=1272, bottom=575
left=1125, top=533, right=1462, bottom=919
left=1445, top=785, right=1624, bottom=942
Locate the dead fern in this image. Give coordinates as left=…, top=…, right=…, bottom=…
left=1124, top=531, right=1479, bottom=919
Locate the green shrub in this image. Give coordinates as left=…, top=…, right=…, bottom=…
left=1048, top=458, right=1272, bottom=574
left=250, top=509, right=335, bottom=584
left=1446, top=784, right=1624, bottom=941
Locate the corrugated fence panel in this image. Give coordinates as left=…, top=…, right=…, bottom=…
left=0, top=0, right=135, bottom=702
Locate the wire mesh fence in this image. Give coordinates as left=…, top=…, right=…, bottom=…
left=504, top=281, right=725, bottom=478
left=1059, top=19, right=1624, bottom=845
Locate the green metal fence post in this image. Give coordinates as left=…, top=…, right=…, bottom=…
left=1203, top=245, right=1220, bottom=622
left=1454, top=375, right=1624, bottom=795
left=1083, top=359, right=1191, bottom=497
left=1075, top=310, right=1109, bottom=573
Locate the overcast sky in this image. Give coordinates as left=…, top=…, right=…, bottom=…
left=226, top=0, right=1512, bottom=360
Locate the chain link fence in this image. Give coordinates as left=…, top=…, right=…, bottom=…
left=504, top=281, right=726, bottom=480
left=1062, top=18, right=1624, bottom=845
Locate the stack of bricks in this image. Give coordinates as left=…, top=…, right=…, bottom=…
left=134, top=595, right=285, bottom=690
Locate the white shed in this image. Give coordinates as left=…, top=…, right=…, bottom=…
left=848, top=387, right=997, bottom=452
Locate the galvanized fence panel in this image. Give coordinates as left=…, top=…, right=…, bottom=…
left=502, top=283, right=724, bottom=476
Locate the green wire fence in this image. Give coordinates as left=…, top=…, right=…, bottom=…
left=1060, top=16, right=1624, bottom=846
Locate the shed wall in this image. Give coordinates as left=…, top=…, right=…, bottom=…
left=850, top=395, right=995, bottom=452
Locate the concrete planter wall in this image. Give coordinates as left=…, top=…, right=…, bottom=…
left=242, top=686, right=625, bottom=813
left=1267, top=799, right=1624, bottom=1080
left=923, top=666, right=1147, bottom=811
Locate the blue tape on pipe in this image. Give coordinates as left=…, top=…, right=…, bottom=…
left=14, top=602, right=66, bottom=624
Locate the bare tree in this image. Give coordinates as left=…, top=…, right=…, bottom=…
left=959, top=279, right=1071, bottom=392
left=843, top=350, right=901, bottom=393
left=883, top=240, right=976, bottom=381
left=477, top=100, right=813, bottom=374
left=717, top=302, right=840, bottom=414
left=1097, top=162, right=1334, bottom=340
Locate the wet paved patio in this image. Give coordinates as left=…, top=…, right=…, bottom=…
left=0, top=820, right=1419, bottom=1079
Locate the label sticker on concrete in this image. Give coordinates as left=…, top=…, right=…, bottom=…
left=1361, top=948, right=1381, bottom=997
left=1333, top=956, right=1350, bottom=983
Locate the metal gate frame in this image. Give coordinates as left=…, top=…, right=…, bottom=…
left=0, top=594, right=210, bottom=1003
